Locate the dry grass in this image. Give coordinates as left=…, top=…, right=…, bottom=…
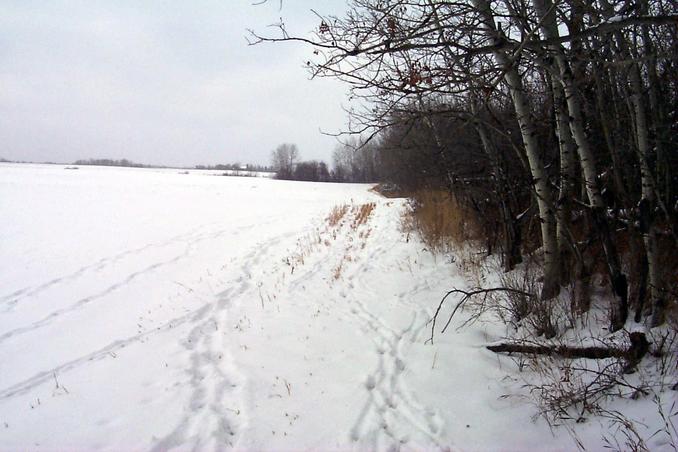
left=352, top=202, right=376, bottom=228
left=326, top=202, right=375, bottom=230
left=401, top=189, right=481, bottom=253
left=333, top=260, right=344, bottom=280
left=324, top=202, right=377, bottom=282
left=327, top=204, right=349, bottom=227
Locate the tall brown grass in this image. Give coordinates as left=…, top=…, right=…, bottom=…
left=402, top=189, right=481, bottom=253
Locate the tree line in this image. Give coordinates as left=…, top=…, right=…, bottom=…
left=270, top=141, right=380, bottom=183
left=256, top=0, right=677, bottom=329
left=73, top=158, right=151, bottom=168
left=194, top=163, right=272, bottom=172
left=70, top=159, right=273, bottom=172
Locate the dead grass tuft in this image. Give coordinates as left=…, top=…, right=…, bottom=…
left=327, top=204, right=349, bottom=227
left=351, top=202, right=376, bottom=228
left=333, top=261, right=343, bottom=280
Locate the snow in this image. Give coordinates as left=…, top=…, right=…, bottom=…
left=0, top=163, right=673, bottom=450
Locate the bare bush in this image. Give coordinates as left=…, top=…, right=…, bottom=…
left=506, top=329, right=678, bottom=450
left=497, top=260, right=559, bottom=336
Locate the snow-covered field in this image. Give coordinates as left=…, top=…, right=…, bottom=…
left=0, top=163, right=656, bottom=450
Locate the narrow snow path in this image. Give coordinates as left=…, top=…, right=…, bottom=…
left=223, top=200, right=453, bottom=450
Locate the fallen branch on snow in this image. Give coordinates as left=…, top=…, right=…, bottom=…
left=487, top=331, right=650, bottom=373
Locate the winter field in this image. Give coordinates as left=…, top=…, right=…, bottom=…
left=0, top=163, right=672, bottom=451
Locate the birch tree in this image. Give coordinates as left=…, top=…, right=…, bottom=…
left=252, top=0, right=678, bottom=327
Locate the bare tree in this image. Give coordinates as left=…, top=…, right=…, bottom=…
left=271, top=143, right=299, bottom=180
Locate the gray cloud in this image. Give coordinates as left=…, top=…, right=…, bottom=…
left=0, top=1, right=350, bottom=166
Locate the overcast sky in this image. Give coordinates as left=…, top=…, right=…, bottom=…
left=0, top=1, right=350, bottom=167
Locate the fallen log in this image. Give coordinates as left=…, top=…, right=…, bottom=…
left=487, top=332, right=649, bottom=373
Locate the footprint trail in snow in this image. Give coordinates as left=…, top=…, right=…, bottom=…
left=0, top=166, right=458, bottom=451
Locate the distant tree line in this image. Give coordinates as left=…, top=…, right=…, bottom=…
left=331, top=138, right=381, bottom=183
left=70, top=159, right=273, bottom=172
left=194, top=163, right=272, bottom=172
left=73, top=158, right=151, bottom=168
left=270, top=141, right=380, bottom=183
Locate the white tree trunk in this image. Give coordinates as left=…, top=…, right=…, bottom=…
left=596, top=0, right=665, bottom=327
left=533, top=0, right=629, bottom=329
left=471, top=0, right=559, bottom=299
left=552, top=80, right=576, bottom=282
left=629, top=64, right=664, bottom=327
